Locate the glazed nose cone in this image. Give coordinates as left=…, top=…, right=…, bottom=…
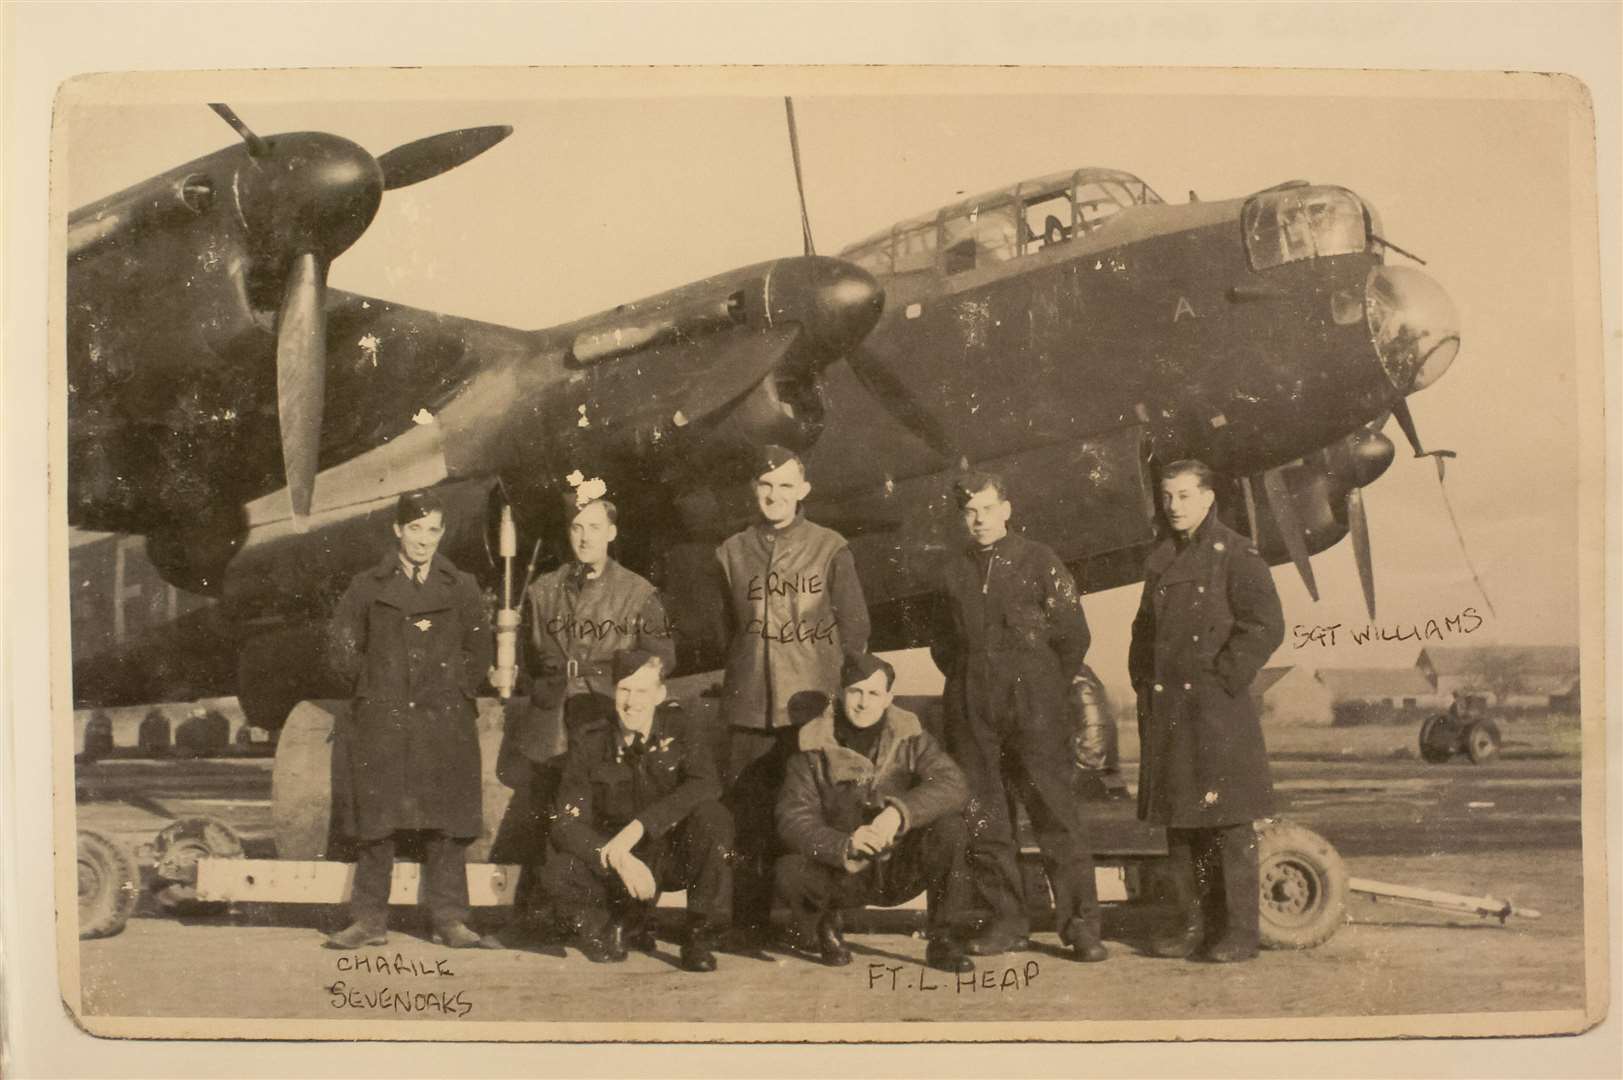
left=1365, top=264, right=1460, bottom=394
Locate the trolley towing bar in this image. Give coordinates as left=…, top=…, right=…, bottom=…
left=1349, top=877, right=1542, bottom=923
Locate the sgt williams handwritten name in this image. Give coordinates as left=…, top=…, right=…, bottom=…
left=1293, top=607, right=1485, bottom=649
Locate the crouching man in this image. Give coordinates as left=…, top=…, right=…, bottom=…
left=774, top=654, right=975, bottom=974
left=540, top=649, right=733, bottom=972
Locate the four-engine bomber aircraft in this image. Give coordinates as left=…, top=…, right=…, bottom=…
left=66, top=103, right=1461, bottom=731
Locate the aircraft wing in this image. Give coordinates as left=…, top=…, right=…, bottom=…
left=66, top=278, right=537, bottom=538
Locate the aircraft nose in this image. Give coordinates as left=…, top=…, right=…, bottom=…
left=1364, top=264, right=1460, bottom=394
left=767, top=256, right=886, bottom=357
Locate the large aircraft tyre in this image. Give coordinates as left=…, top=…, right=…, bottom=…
left=149, top=817, right=245, bottom=914
left=77, top=829, right=139, bottom=939
left=1465, top=718, right=1502, bottom=765
left=1257, top=820, right=1349, bottom=950
left=1418, top=714, right=1456, bottom=763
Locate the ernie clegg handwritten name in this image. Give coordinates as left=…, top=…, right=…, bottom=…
left=327, top=951, right=473, bottom=1018
left=745, top=571, right=838, bottom=644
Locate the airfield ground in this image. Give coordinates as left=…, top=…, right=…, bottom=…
left=70, top=713, right=1589, bottom=1032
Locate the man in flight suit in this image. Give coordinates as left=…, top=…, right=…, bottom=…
left=1129, top=459, right=1285, bottom=963
left=541, top=648, right=733, bottom=972
left=715, top=445, right=870, bottom=944
left=324, top=489, right=499, bottom=950
left=932, top=472, right=1107, bottom=962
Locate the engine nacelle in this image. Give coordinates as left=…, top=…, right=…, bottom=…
left=688, top=369, right=828, bottom=469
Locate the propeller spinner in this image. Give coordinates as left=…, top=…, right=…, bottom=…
left=208, top=104, right=512, bottom=522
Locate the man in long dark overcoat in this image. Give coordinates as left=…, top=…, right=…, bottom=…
left=931, top=471, right=1107, bottom=962
left=1128, top=459, right=1285, bottom=962
left=324, top=489, right=497, bottom=949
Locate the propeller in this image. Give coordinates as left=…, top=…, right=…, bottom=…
left=784, top=98, right=816, bottom=257
left=1247, top=427, right=1395, bottom=619
left=1345, top=485, right=1376, bottom=618
left=377, top=126, right=515, bottom=191
left=780, top=97, right=956, bottom=462
left=845, top=344, right=959, bottom=461
left=207, top=105, right=512, bottom=521
left=207, top=103, right=268, bottom=157
left=1260, top=467, right=1320, bottom=601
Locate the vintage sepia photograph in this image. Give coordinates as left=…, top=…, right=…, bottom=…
left=48, top=65, right=1605, bottom=1043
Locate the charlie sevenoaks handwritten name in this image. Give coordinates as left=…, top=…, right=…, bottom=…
left=327, top=952, right=474, bottom=1018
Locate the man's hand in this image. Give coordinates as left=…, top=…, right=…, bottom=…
left=598, top=820, right=645, bottom=869
left=609, top=850, right=657, bottom=901
left=869, top=806, right=903, bottom=847
left=838, top=837, right=870, bottom=875
left=849, top=807, right=903, bottom=858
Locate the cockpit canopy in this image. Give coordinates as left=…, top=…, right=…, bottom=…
left=839, top=168, right=1163, bottom=277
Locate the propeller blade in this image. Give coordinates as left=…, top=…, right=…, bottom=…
left=1239, top=474, right=1260, bottom=541
left=276, top=252, right=329, bottom=521
left=1260, top=468, right=1319, bottom=600
left=784, top=98, right=816, bottom=256
left=377, top=126, right=513, bottom=191
left=1346, top=486, right=1376, bottom=619
left=1391, top=397, right=1425, bottom=456
left=847, top=346, right=957, bottom=460
left=208, top=103, right=268, bottom=157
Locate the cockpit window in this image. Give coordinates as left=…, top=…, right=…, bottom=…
left=838, top=170, right=1164, bottom=276
left=942, top=201, right=1018, bottom=274
left=1075, top=181, right=1138, bottom=231
left=1021, top=191, right=1074, bottom=253
left=893, top=222, right=938, bottom=273
left=844, top=240, right=892, bottom=277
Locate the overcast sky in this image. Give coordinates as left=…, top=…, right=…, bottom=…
left=62, top=77, right=1591, bottom=688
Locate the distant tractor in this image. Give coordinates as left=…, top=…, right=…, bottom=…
left=1418, top=692, right=1501, bottom=764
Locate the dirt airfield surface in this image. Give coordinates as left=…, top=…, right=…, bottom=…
left=72, top=718, right=1589, bottom=1032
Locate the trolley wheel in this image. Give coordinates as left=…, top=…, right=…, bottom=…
left=1465, top=718, right=1502, bottom=765
left=149, top=817, right=244, bottom=915
left=1256, top=820, right=1348, bottom=950
left=1418, top=714, right=1455, bottom=763
left=77, top=830, right=138, bottom=939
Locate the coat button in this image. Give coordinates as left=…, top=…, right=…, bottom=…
left=1182, top=682, right=1192, bottom=691
left=1192, top=634, right=1200, bottom=642
left=1153, top=683, right=1163, bottom=693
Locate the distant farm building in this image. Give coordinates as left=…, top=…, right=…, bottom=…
left=1416, top=645, right=1581, bottom=710
left=1252, top=666, right=1333, bottom=727
left=1317, top=667, right=1444, bottom=726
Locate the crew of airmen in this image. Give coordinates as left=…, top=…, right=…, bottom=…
left=324, top=447, right=1284, bottom=972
